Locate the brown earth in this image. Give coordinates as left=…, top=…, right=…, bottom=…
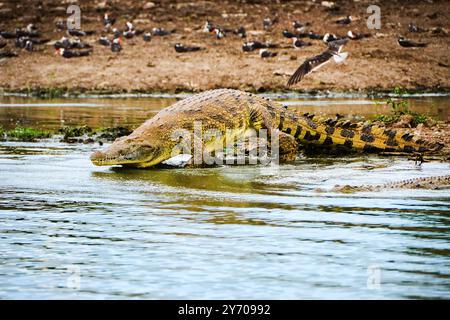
left=0, top=0, right=449, bottom=94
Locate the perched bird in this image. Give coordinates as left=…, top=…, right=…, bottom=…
left=98, top=36, right=111, bottom=46
left=125, top=21, right=134, bottom=32
left=71, top=38, right=92, bottom=49
left=292, top=21, right=308, bottom=32
left=347, top=30, right=370, bottom=40
left=152, top=27, right=172, bottom=36
left=263, top=17, right=278, bottom=30
left=292, top=37, right=312, bottom=49
left=202, top=21, right=214, bottom=33
left=55, top=20, right=66, bottom=31
left=54, top=37, right=91, bottom=49
left=24, top=40, right=33, bottom=52
left=143, top=32, right=152, bottom=42
left=211, top=27, right=225, bottom=39
left=103, top=13, right=116, bottom=29
left=26, top=23, right=38, bottom=34
left=323, top=33, right=339, bottom=43
left=0, top=50, right=18, bottom=58
left=174, top=43, right=202, bottom=53
left=111, top=37, right=122, bottom=52
left=235, top=26, right=246, bottom=38
left=259, top=48, right=277, bottom=58
left=336, top=16, right=352, bottom=25
left=112, top=28, right=122, bottom=39
left=56, top=48, right=92, bottom=58
left=123, top=21, right=136, bottom=38
left=408, top=23, right=426, bottom=33
left=123, top=29, right=136, bottom=39
left=398, top=36, right=427, bottom=48
left=67, top=29, right=95, bottom=37
left=287, top=39, right=349, bottom=86
left=15, top=36, right=47, bottom=48
left=282, top=29, right=306, bottom=39
left=16, top=24, right=39, bottom=38
left=15, top=37, right=28, bottom=48
left=242, top=41, right=277, bottom=52
left=54, top=36, right=71, bottom=49
left=0, top=30, right=16, bottom=39
left=307, top=31, right=324, bottom=40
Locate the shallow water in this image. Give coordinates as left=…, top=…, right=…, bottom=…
left=0, top=95, right=449, bottom=299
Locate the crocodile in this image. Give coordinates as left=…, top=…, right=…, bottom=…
left=331, top=175, right=450, bottom=192
left=91, top=88, right=439, bottom=168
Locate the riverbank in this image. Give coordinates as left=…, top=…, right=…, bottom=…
left=1, top=0, right=449, bottom=93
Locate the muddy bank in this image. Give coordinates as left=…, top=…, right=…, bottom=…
left=0, top=0, right=449, bottom=93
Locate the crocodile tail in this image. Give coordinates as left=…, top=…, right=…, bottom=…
left=279, top=111, right=441, bottom=153
left=312, top=122, right=439, bottom=153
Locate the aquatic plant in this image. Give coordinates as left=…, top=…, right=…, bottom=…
left=375, top=87, right=429, bottom=127
left=97, top=127, right=133, bottom=141
left=6, top=127, right=52, bottom=141
left=58, top=125, right=93, bottom=138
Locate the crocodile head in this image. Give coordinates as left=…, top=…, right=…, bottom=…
left=90, top=135, right=170, bottom=168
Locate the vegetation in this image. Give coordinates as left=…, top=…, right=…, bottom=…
left=0, top=125, right=132, bottom=142
left=5, top=127, right=52, bottom=141
left=57, top=125, right=93, bottom=138
left=374, top=87, right=429, bottom=127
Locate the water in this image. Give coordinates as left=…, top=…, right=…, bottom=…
left=0, top=94, right=449, bottom=299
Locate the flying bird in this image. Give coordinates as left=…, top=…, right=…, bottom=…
left=287, top=39, right=348, bottom=87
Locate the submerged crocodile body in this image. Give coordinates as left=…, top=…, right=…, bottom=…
left=91, top=89, right=439, bottom=168
left=332, top=175, right=450, bottom=192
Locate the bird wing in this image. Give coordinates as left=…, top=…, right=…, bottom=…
left=287, top=51, right=333, bottom=86
left=327, top=38, right=348, bottom=54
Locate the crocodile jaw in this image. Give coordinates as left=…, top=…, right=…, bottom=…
left=90, top=150, right=149, bottom=166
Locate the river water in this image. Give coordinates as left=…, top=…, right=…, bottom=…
left=0, top=94, right=449, bottom=299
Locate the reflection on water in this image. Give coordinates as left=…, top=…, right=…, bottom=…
left=0, top=94, right=448, bottom=131
left=0, top=94, right=449, bottom=299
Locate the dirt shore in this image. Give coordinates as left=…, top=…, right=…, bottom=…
left=0, top=0, right=449, bottom=94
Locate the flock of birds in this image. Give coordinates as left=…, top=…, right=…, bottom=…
left=0, top=11, right=446, bottom=86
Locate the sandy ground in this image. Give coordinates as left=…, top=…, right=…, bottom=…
left=0, top=0, right=449, bottom=93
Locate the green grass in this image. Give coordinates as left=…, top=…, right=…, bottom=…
left=5, top=127, right=52, bottom=141
left=374, top=87, right=429, bottom=127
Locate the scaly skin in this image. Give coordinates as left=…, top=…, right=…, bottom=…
left=332, top=175, right=450, bottom=192
left=91, top=89, right=439, bottom=168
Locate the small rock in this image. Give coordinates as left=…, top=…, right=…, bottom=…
left=392, top=114, right=414, bottom=128
left=143, top=2, right=156, bottom=9
left=425, top=118, right=437, bottom=128
left=96, top=1, right=107, bottom=10
left=321, top=1, right=335, bottom=8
